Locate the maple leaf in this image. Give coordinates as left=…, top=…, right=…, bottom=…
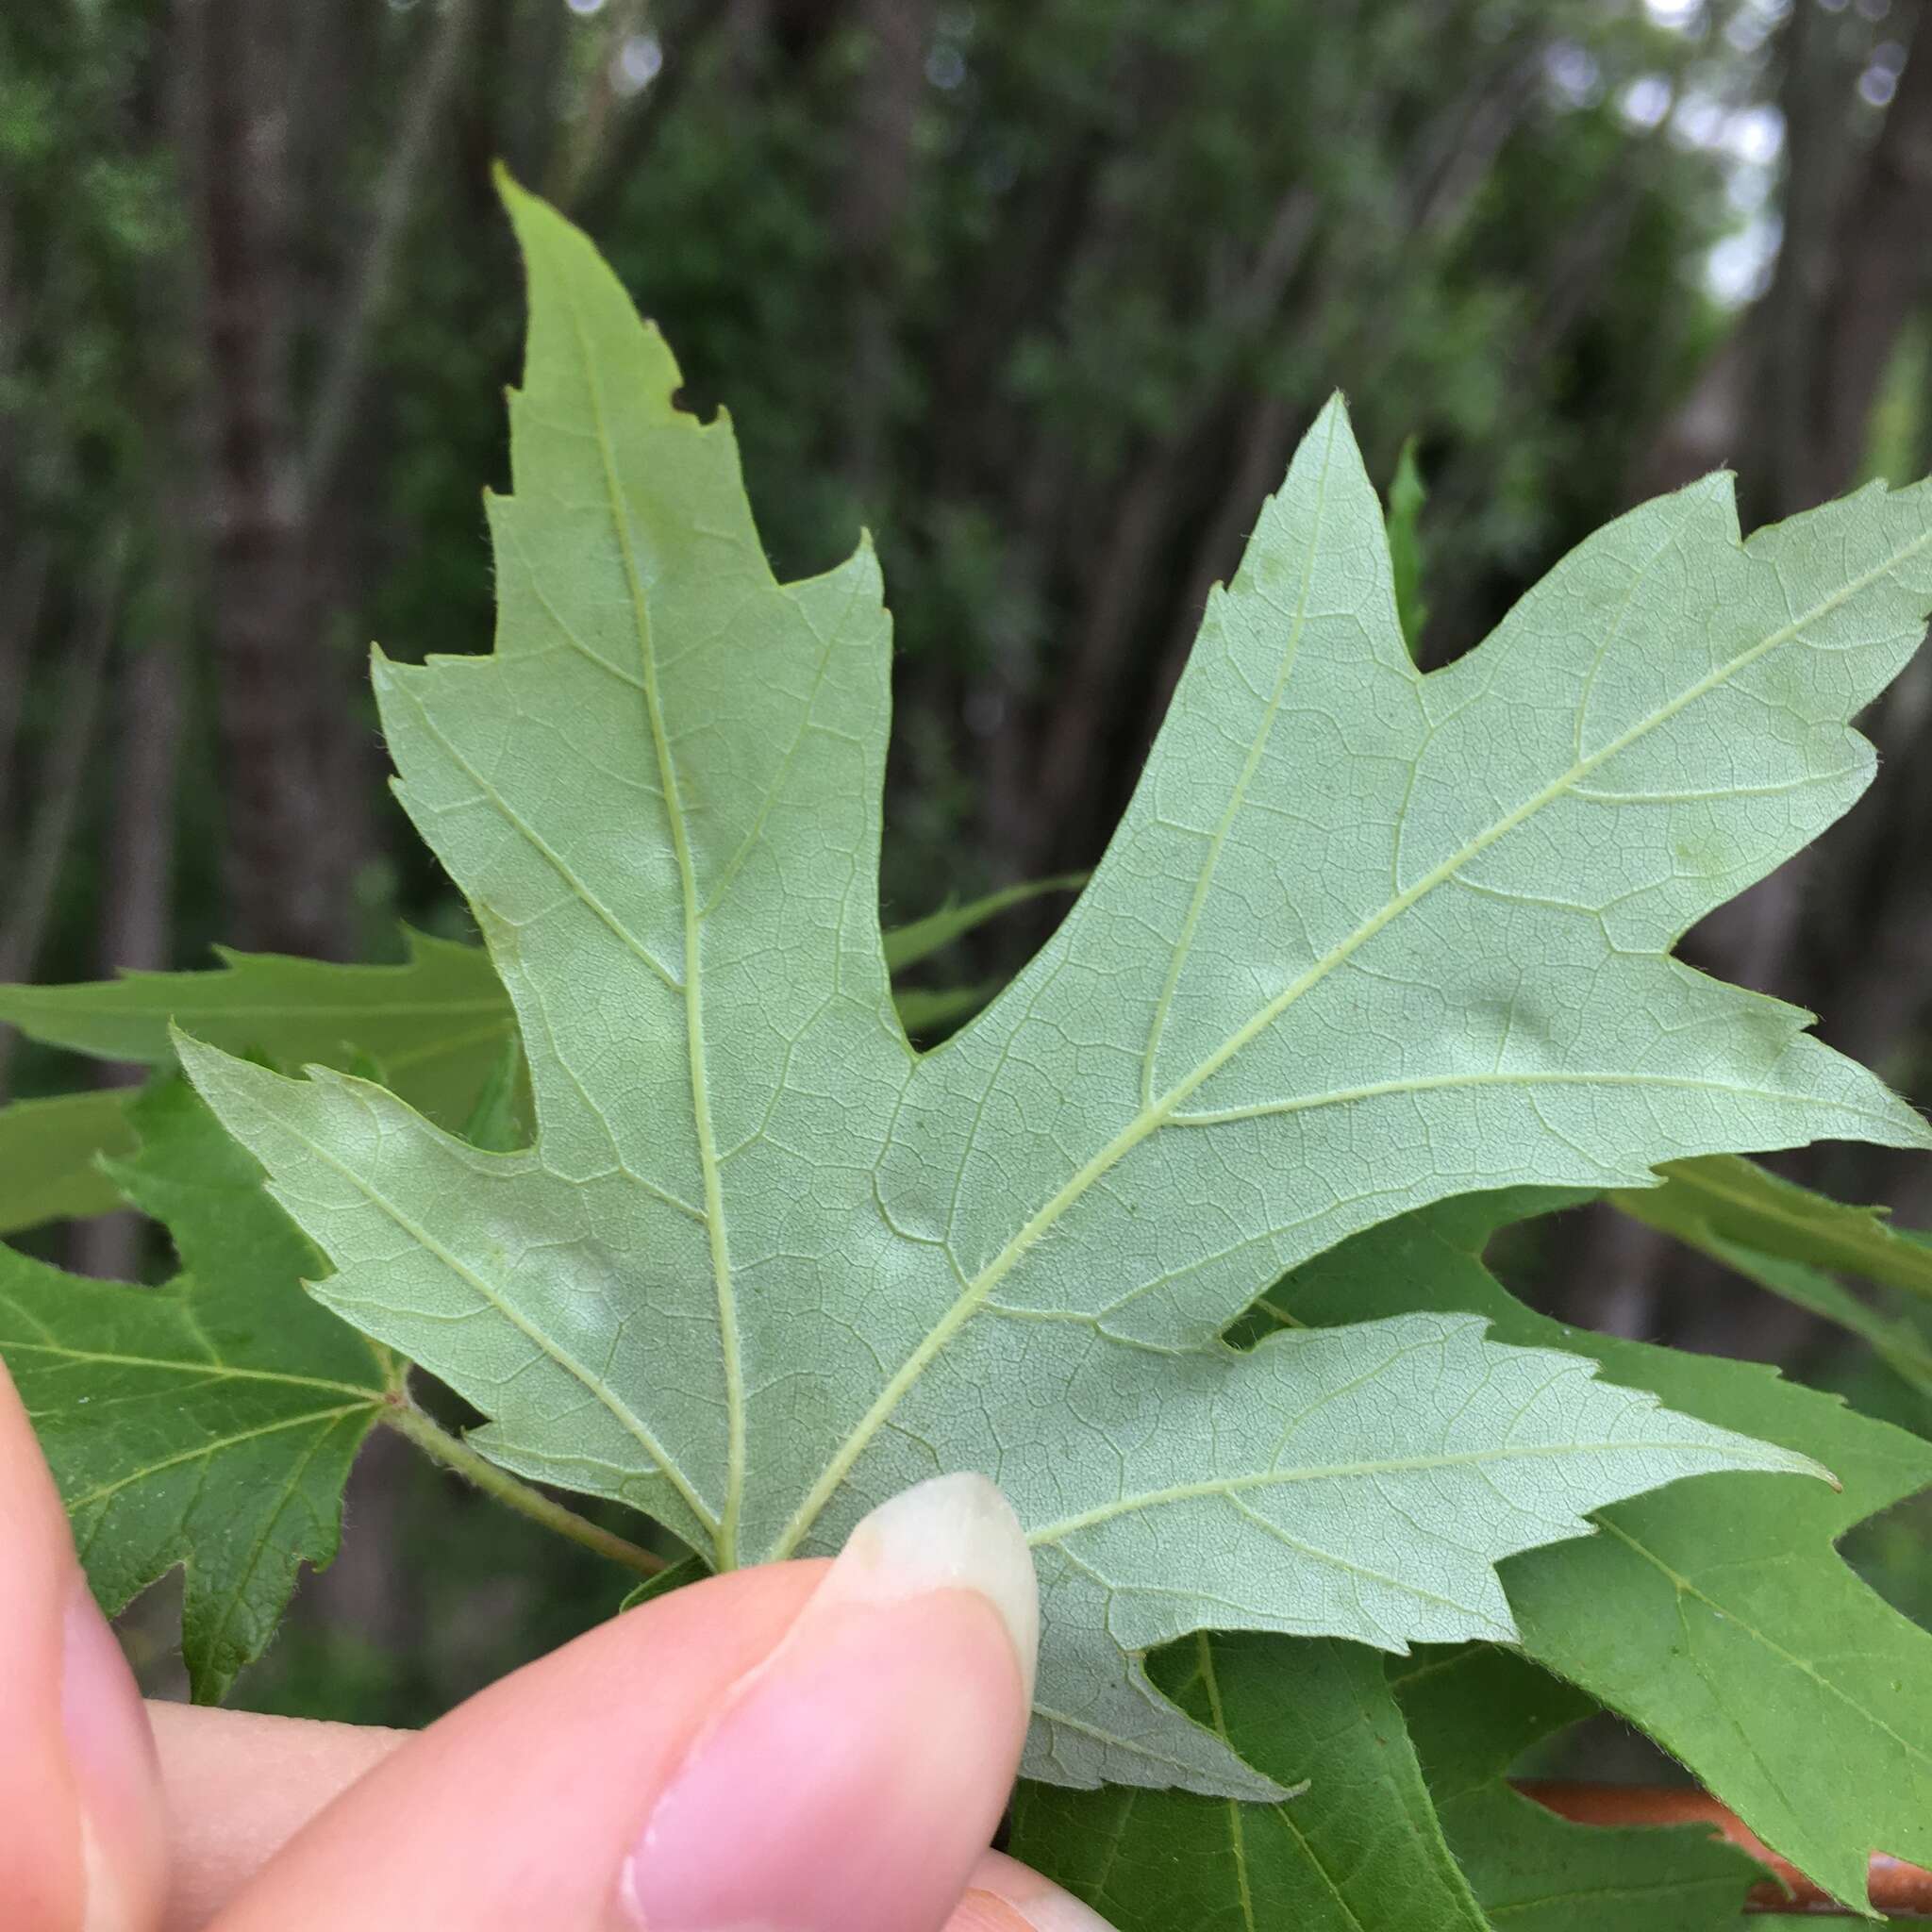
left=1008, top=1634, right=1758, bottom=1931
left=0, top=928, right=515, bottom=1129
left=1395, top=1643, right=1761, bottom=1932
left=0, top=1078, right=389, bottom=1699
left=0, top=1089, right=135, bottom=1232
left=1009, top=1632, right=1493, bottom=1931
left=180, top=178, right=1928, bottom=1790
left=1276, top=1191, right=1932, bottom=1909
left=0, top=881, right=1072, bottom=1226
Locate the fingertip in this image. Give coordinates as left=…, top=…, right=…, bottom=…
left=953, top=1852, right=1123, bottom=1932
left=204, top=1476, right=1041, bottom=1932
left=618, top=1474, right=1039, bottom=1932
left=616, top=1587, right=1026, bottom=1931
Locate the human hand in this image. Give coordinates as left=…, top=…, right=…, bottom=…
left=1, top=1361, right=1114, bottom=1930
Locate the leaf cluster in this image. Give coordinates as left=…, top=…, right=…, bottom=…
left=5, top=183, right=1932, bottom=1923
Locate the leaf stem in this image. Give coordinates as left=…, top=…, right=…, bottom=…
left=382, top=1398, right=668, bottom=1578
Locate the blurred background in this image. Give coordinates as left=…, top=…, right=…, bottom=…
left=5, top=0, right=1932, bottom=1714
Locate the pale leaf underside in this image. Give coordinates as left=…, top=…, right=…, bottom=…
left=184, top=182, right=1932, bottom=1790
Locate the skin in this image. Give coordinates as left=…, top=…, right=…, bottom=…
left=1, top=1361, right=1113, bottom=1932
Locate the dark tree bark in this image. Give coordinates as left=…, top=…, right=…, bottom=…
left=186, top=0, right=362, bottom=958
left=840, top=0, right=932, bottom=506
left=0, top=536, right=126, bottom=1097
left=68, top=630, right=185, bottom=1283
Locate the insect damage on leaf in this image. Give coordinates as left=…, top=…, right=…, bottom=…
left=178, top=175, right=1932, bottom=1793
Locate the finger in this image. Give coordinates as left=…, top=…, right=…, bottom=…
left=951, top=1851, right=1120, bottom=1931
left=0, top=1357, right=166, bottom=1932
left=146, top=1718, right=1124, bottom=1932
left=210, top=1473, right=1038, bottom=1932
left=145, top=1705, right=406, bottom=1932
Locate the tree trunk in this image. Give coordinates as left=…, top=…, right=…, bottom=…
left=68, top=631, right=184, bottom=1282
left=840, top=0, right=931, bottom=508
left=186, top=0, right=361, bottom=958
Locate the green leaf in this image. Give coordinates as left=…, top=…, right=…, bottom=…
left=457, top=1037, right=530, bottom=1155
left=616, top=1550, right=710, bottom=1613
left=891, top=980, right=1002, bottom=1038
left=0, top=925, right=515, bottom=1128
left=182, top=180, right=1923, bottom=1791
left=1386, top=432, right=1429, bottom=658
left=1395, top=1644, right=1762, bottom=1930
left=1009, top=1631, right=1490, bottom=1932
left=0, top=1088, right=136, bottom=1231
left=0, top=903, right=1059, bottom=1224
left=879, top=873, right=1086, bottom=974
left=1695, top=1235, right=1932, bottom=1403
left=1013, top=1624, right=1761, bottom=1930
left=1616, top=1154, right=1932, bottom=1303
left=1276, top=1195, right=1932, bottom=1910
left=0, top=1078, right=389, bottom=1700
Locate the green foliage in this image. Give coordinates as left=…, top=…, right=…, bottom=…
left=0, top=927, right=516, bottom=1127
left=0, top=1077, right=389, bottom=1700
left=0, top=901, right=1068, bottom=1224
left=1385, top=433, right=1429, bottom=658
left=1009, top=1615, right=1759, bottom=1929
left=175, top=186, right=1924, bottom=1798
left=878, top=873, right=1087, bottom=974
left=1397, top=1644, right=1762, bottom=1930
left=0, top=1089, right=134, bottom=1232
left=1613, top=1154, right=1932, bottom=1405
left=1616, top=1153, right=1932, bottom=1301
left=1009, top=1633, right=1492, bottom=1931
left=1276, top=1193, right=1932, bottom=1911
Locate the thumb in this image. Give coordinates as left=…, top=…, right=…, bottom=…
left=211, top=1474, right=1051, bottom=1932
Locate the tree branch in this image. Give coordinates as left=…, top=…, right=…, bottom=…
left=303, top=0, right=476, bottom=507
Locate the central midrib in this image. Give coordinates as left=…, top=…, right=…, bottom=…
left=566, top=288, right=747, bottom=1567
left=768, top=513, right=1932, bottom=1560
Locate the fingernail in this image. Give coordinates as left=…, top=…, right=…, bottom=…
left=61, top=1579, right=161, bottom=1931
left=808, top=1472, right=1039, bottom=1706
left=617, top=1473, right=1039, bottom=1932
left=958, top=1852, right=1123, bottom=1931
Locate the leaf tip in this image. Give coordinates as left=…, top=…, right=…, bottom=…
left=489, top=158, right=532, bottom=215
left=170, top=1025, right=264, bottom=1109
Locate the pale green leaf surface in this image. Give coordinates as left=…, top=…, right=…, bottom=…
left=1394, top=1643, right=1760, bottom=1931
left=0, top=926, right=513, bottom=1128
left=182, top=182, right=1922, bottom=1790
left=0, top=1079, right=387, bottom=1699
left=1009, top=1632, right=1492, bottom=1932
left=1275, top=1195, right=1932, bottom=1908
left=0, top=1088, right=135, bottom=1231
